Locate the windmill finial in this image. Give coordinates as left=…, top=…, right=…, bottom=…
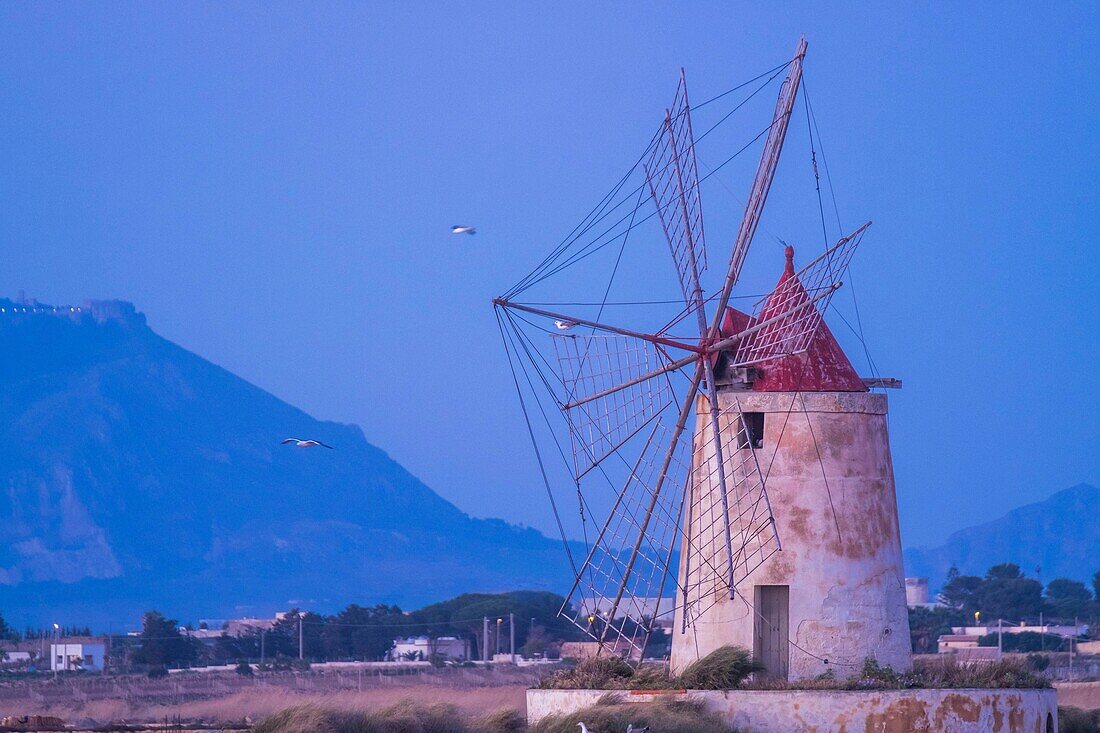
left=784, top=244, right=795, bottom=276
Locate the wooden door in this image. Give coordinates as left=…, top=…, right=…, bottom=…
left=753, top=585, right=789, bottom=679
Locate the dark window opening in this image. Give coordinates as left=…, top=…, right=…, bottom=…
left=737, top=412, right=765, bottom=449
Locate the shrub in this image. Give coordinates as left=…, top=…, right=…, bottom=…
left=1060, top=706, right=1100, bottom=733
left=539, top=656, right=638, bottom=689
left=235, top=661, right=253, bottom=676
left=676, top=645, right=760, bottom=690
left=147, top=666, right=168, bottom=678
left=531, top=697, right=734, bottom=733
left=475, top=708, right=526, bottom=733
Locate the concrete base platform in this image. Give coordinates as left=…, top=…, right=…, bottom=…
left=527, top=687, right=1058, bottom=732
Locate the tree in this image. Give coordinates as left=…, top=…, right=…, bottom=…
left=0, top=611, right=14, bottom=642
left=940, top=566, right=983, bottom=612
left=322, top=604, right=404, bottom=661
left=1045, top=579, right=1092, bottom=620
left=132, top=610, right=197, bottom=668
left=972, top=564, right=1043, bottom=622
left=908, top=606, right=965, bottom=654
left=1093, top=570, right=1100, bottom=606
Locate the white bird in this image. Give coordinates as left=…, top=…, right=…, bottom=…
left=576, top=724, right=595, bottom=733
left=451, top=225, right=476, bottom=235
left=281, top=438, right=334, bottom=449
left=626, top=725, right=649, bottom=733
left=554, top=320, right=577, bottom=330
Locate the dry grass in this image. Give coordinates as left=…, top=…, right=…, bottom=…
left=0, top=670, right=530, bottom=726
left=530, top=696, right=734, bottom=733
left=253, top=700, right=526, bottom=733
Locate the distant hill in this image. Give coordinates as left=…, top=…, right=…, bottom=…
left=904, top=483, right=1100, bottom=592
left=0, top=299, right=573, bottom=628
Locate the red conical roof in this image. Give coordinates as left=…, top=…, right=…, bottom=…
left=721, top=246, right=865, bottom=393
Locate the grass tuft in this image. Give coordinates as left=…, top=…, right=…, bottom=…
left=530, top=697, right=735, bottom=733
left=676, top=646, right=760, bottom=690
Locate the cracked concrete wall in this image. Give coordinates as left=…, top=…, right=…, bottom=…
left=670, top=390, right=912, bottom=679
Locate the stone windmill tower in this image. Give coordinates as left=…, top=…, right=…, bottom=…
left=495, top=38, right=910, bottom=681
left=670, top=245, right=911, bottom=679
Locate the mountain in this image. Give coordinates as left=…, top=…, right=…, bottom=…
left=0, top=299, right=573, bottom=628
left=904, top=483, right=1100, bottom=592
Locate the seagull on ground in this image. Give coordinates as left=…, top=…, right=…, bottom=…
left=281, top=438, right=334, bottom=449
left=451, top=225, right=476, bottom=235
left=576, top=724, right=595, bottom=733
left=554, top=320, right=577, bottom=331
left=626, top=725, right=649, bottom=733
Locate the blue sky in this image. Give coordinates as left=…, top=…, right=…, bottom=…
left=1, top=2, right=1097, bottom=549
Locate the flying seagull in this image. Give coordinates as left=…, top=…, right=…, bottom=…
left=281, top=438, right=334, bottom=449
left=554, top=320, right=577, bottom=330
left=451, top=225, right=476, bottom=235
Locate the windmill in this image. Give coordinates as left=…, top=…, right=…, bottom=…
left=493, top=37, right=871, bottom=659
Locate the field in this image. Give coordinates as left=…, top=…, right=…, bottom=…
left=0, top=666, right=538, bottom=729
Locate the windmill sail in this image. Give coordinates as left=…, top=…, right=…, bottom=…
left=645, top=70, right=707, bottom=312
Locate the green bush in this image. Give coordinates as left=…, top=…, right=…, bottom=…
left=676, top=645, right=760, bottom=690
left=235, top=661, right=253, bottom=676
left=531, top=697, right=734, bottom=733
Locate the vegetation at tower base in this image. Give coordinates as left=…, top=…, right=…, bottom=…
left=1059, top=707, right=1100, bottom=733
left=538, top=648, right=1050, bottom=692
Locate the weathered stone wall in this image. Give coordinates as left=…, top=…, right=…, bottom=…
left=526, top=688, right=1059, bottom=733
left=671, top=390, right=912, bottom=679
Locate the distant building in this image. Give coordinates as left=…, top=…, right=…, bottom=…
left=905, top=577, right=929, bottom=605
left=950, top=623, right=1088, bottom=638
left=50, top=640, right=105, bottom=672
left=389, top=636, right=469, bottom=661
left=224, top=612, right=287, bottom=637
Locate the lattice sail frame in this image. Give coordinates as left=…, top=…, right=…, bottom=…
left=679, top=398, right=780, bottom=631
left=553, top=334, right=675, bottom=480
left=732, top=221, right=870, bottom=367
left=645, top=70, right=708, bottom=310
left=558, top=421, right=689, bottom=656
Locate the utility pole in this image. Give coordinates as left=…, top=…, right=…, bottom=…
left=260, top=630, right=266, bottom=665
left=1039, top=611, right=1044, bottom=652
left=509, top=612, right=515, bottom=663
left=997, top=618, right=1003, bottom=659
left=299, top=616, right=304, bottom=661
left=1070, top=617, right=1078, bottom=682
left=482, top=617, right=489, bottom=664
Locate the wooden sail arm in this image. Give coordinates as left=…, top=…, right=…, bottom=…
left=707, top=36, right=808, bottom=341
left=492, top=298, right=704, bottom=354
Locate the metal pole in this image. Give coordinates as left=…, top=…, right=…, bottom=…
left=509, top=613, right=515, bottom=663
left=299, top=616, right=304, bottom=661
left=1039, top=611, right=1044, bottom=652
left=482, top=617, right=489, bottom=664
left=997, top=618, right=1002, bottom=659
left=261, top=630, right=265, bottom=665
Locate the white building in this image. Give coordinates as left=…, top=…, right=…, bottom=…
left=50, top=641, right=105, bottom=672
left=389, top=636, right=469, bottom=661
